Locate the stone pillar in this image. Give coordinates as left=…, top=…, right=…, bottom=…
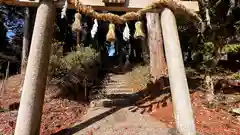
left=14, top=1, right=56, bottom=135
left=146, top=13, right=167, bottom=83
left=161, top=8, right=196, bottom=135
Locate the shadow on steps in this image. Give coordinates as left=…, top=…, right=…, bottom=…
left=52, top=76, right=202, bottom=135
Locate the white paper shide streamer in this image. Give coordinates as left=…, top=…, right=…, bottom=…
left=91, top=19, right=98, bottom=38
left=123, top=23, right=130, bottom=41
left=61, top=0, right=68, bottom=19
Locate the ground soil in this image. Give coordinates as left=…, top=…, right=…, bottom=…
left=1, top=69, right=240, bottom=135
left=150, top=91, right=240, bottom=135
left=127, top=66, right=240, bottom=135
left=0, top=75, right=88, bottom=135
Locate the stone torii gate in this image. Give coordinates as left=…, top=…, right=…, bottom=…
left=0, top=0, right=200, bottom=134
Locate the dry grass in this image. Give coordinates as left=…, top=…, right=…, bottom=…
left=126, top=65, right=151, bottom=92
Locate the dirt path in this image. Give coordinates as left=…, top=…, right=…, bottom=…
left=70, top=107, right=173, bottom=135
left=66, top=73, right=172, bottom=135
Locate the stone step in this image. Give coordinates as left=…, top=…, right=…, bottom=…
left=94, top=82, right=128, bottom=85
left=93, top=82, right=129, bottom=86
left=90, top=90, right=134, bottom=95
left=91, top=86, right=131, bottom=92
left=104, top=91, right=134, bottom=96
left=91, top=87, right=133, bottom=93
left=89, top=98, right=132, bottom=108
left=89, top=73, right=135, bottom=104
left=91, top=86, right=134, bottom=95
left=104, top=86, right=130, bottom=89
left=104, top=83, right=130, bottom=86
left=104, top=78, right=129, bottom=81
left=104, top=79, right=129, bottom=82
left=89, top=92, right=137, bottom=101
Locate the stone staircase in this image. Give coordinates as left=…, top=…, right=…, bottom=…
left=89, top=73, right=138, bottom=107
left=68, top=73, right=179, bottom=135
left=57, top=72, right=202, bottom=135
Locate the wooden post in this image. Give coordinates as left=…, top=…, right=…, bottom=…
left=76, top=31, right=80, bottom=46
left=21, top=7, right=31, bottom=74
left=0, top=61, right=10, bottom=96
left=161, top=8, right=196, bottom=135
left=14, top=1, right=56, bottom=135
left=146, top=13, right=167, bottom=82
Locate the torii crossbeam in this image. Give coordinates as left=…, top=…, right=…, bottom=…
left=0, top=0, right=199, bottom=11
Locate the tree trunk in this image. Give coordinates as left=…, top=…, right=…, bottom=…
left=14, top=1, right=56, bottom=135
left=146, top=13, right=167, bottom=83
left=204, top=42, right=222, bottom=103
left=64, top=24, right=73, bottom=55
left=161, top=8, right=196, bottom=135
left=21, top=7, right=31, bottom=74
left=205, top=72, right=215, bottom=102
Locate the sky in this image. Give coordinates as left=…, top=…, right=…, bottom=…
left=5, top=18, right=24, bottom=39
left=7, top=31, right=15, bottom=39
left=3, top=17, right=117, bottom=56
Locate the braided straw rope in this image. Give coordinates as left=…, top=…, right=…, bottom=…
left=72, top=0, right=202, bottom=24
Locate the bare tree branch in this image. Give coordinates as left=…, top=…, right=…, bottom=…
left=227, top=0, right=236, bottom=16
left=214, top=0, right=222, bottom=8
left=198, top=0, right=212, bottom=29
left=205, top=8, right=212, bottom=29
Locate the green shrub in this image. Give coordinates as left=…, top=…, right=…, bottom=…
left=48, top=42, right=65, bottom=78
left=61, top=46, right=100, bottom=71
left=232, top=73, right=240, bottom=80
left=223, top=44, right=240, bottom=53
left=49, top=45, right=100, bottom=76
left=48, top=43, right=101, bottom=100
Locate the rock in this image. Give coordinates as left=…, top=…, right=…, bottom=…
left=231, top=108, right=240, bottom=115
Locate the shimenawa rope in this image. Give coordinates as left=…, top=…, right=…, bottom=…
left=72, top=0, right=202, bottom=24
